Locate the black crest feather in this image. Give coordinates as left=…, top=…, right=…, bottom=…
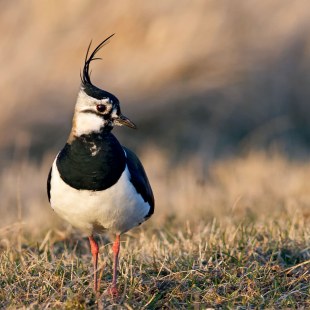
left=80, top=34, right=117, bottom=100
left=81, top=34, right=115, bottom=86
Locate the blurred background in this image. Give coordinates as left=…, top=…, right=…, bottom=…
left=1, top=1, right=310, bottom=232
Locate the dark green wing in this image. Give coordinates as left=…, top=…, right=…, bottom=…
left=124, top=147, right=154, bottom=218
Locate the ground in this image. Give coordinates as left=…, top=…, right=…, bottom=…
left=0, top=152, right=309, bottom=308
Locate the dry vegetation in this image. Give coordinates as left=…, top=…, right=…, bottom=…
left=2, top=1, right=310, bottom=160
left=1, top=1, right=310, bottom=308
left=0, top=151, right=309, bottom=308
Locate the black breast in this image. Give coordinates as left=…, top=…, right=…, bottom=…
left=56, top=131, right=126, bottom=190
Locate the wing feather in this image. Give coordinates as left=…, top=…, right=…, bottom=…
left=124, top=147, right=154, bottom=218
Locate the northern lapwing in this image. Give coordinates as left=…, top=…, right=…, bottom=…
left=47, top=35, right=154, bottom=295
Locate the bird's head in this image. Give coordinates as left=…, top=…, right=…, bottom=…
left=71, top=35, right=136, bottom=138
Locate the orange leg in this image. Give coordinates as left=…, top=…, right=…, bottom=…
left=109, top=234, right=120, bottom=296
left=88, top=235, right=99, bottom=292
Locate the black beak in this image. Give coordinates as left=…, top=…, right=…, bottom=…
left=115, top=114, right=137, bottom=129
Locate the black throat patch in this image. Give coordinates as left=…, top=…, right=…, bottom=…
left=56, top=131, right=126, bottom=191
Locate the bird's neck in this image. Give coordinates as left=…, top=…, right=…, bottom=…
left=68, top=111, right=112, bottom=143
left=77, top=129, right=113, bottom=145
left=68, top=127, right=115, bottom=150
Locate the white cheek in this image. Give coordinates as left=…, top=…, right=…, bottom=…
left=75, top=113, right=105, bottom=136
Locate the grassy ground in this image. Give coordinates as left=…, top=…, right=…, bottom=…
left=0, top=152, right=309, bottom=308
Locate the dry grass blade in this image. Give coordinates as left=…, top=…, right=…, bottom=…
left=0, top=152, right=310, bottom=308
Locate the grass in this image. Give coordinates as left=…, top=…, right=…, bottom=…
left=1, top=219, right=309, bottom=308
left=2, top=2, right=310, bottom=308
left=0, top=151, right=309, bottom=308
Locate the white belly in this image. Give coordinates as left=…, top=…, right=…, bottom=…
left=50, top=159, right=150, bottom=235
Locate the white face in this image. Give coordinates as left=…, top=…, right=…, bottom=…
left=72, top=90, right=119, bottom=136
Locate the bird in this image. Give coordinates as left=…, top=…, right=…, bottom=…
left=47, top=34, right=154, bottom=296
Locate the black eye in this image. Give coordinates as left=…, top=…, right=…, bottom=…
left=96, top=104, right=106, bottom=113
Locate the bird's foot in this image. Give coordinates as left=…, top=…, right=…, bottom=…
left=107, top=285, right=119, bottom=297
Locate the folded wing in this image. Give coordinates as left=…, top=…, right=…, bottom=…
left=124, top=147, right=154, bottom=218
